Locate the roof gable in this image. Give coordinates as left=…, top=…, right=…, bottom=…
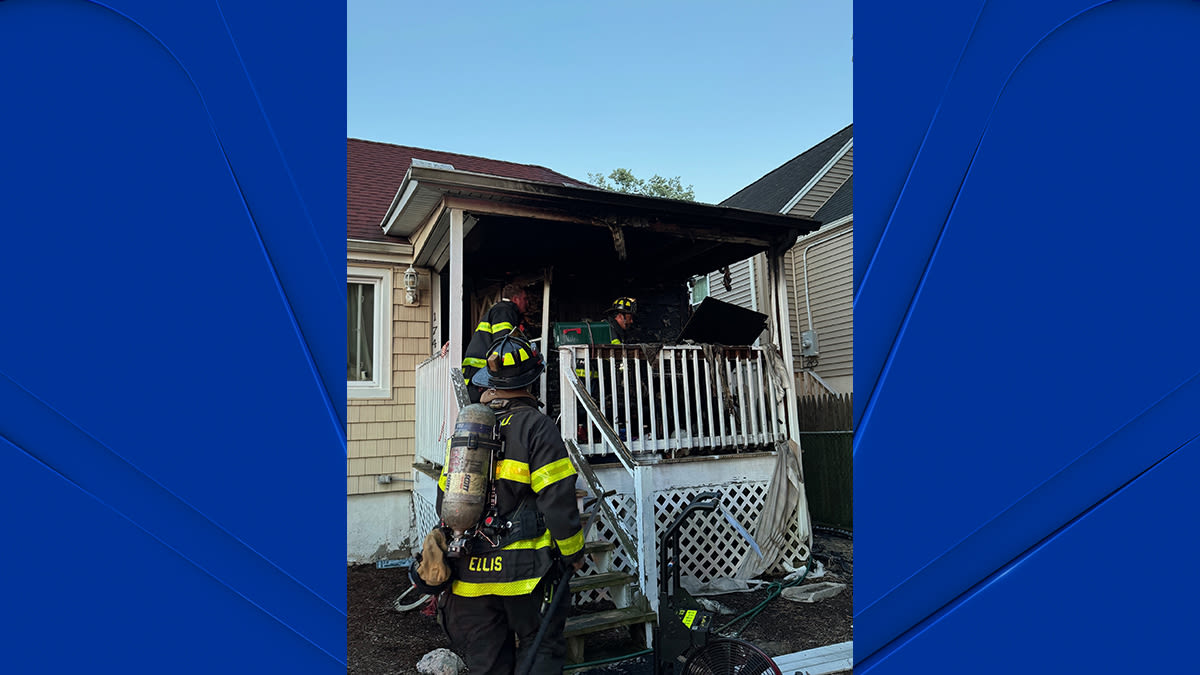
left=720, top=124, right=853, bottom=213
left=347, top=138, right=589, bottom=242
left=812, top=174, right=852, bottom=224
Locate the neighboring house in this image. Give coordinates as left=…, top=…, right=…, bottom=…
left=346, top=139, right=590, bottom=562
left=692, top=124, right=853, bottom=396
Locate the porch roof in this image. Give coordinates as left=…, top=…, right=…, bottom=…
left=383, top=165, right=820, bottom=285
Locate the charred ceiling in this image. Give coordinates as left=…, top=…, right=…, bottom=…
left=460, top=211, right=794, bottom=289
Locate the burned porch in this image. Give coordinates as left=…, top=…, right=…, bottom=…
left=384, top=162, right=820, bottom=654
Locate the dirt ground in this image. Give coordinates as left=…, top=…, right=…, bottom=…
left=347, top=530, right=852, bottom=674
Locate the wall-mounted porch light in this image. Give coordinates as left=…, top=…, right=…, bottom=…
left=403, top=264, right=419, bottom=305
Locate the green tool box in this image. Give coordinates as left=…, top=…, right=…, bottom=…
left=553, top=321, right=611, bottom=347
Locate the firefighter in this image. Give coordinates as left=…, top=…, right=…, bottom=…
left=462, top=283, right=530, bottom=403
left=418, top=334, right=585, bottom=674
left=605, top=296, right=637, bottom=344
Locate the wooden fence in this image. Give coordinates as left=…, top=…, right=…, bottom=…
left=796, top=393, right=853, bottom=530
left=797, top=392, right=853, bottom=431
left=798, top=431, right=853, bottom=530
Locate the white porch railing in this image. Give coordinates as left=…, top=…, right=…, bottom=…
left=559, top=344, right=787, bottom=458
left=415, top=351, right=461, bottom=466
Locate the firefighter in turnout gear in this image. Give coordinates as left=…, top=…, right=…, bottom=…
left=462, top=283, right=529, bottom=403
left=435, top=334, right=585, bottom=674
left=605, top=296, right=637, bottom=344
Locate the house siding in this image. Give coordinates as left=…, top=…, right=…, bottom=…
left=786, top=146, right=853, bottom=219
left=347, top=259, right=431, bottom=497
left=787, top=219, right=853, bottom=393
left=706, top=255, right=760, bottom=313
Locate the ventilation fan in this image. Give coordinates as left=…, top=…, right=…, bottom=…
left=656, top=492, right=782, bottom=675
left=681, top=637, right=782, bottom=675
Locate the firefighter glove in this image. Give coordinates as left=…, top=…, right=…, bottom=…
left=416, top=528, right=451, bottom=587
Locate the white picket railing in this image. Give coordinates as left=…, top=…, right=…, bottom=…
left=559, top=344, right=787, bottom=458
left=414, top=350, right=460, bottom=466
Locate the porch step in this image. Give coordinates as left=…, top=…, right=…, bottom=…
left=569, top=570, right=637, bottom=593
left=564, top=605, right=657, bottom=639
left=580, top=511, right=598, bottom=530
left=582, top=539, right=615, bottom=555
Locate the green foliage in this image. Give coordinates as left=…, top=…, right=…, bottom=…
left=587, top=168, right=696, bottom=201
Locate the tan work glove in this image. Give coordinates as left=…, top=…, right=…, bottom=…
left=416, top=529, right=450, bottom=586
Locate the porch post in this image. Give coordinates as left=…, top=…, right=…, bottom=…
left=634, top=464, right=658, bottom=616
left=769, top=247, right=813, bottom=557
left=449, top=208, right=464, bottom=385
left=768, top=249, right=802, bottom=442
left=539, top=267, right=552, bottom=410
left=558, top=347, right=576, bottom=438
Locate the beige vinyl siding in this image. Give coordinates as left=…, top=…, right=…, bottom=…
left=787, top=220, right=853, bottom=391
left=706, top=256, right=758, bottom=312
left=347, top=262, right=431, bottom=495
left=787, top=147, right=853, bottom=219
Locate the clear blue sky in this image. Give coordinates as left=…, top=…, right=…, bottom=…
left=347, top=1, right=852, bottom=205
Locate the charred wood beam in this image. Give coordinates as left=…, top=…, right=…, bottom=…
left=608, top=223, right=628, bottom=261
left=443, top=195, right=787, bottom=248
left=597, top=213, right=778, bottom=248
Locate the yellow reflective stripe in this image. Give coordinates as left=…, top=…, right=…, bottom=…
left=451, top=576, right=541, bottom=597
left=610, top=338, right=621, bottom=344
left=475, top=321, right=492, bottom=332
left=502, top=530, right=553, bottom=551
left=502, top=352, right=516, bottom=366
left=531, top=457, right=576, bottom=493
left=494, top=459, right=530, bottom=484
left=490, top=321, right=514, bottom=333
left=556, top=529, right=584, bottom=557
left=463, top=357, right=487, bottom=368
left=518, top=348, right=529, bottom=361
left=439, top=440, right=450, bottom=490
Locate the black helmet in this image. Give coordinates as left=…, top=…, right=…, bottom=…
left=606, top=297, right=637, bottom=316
left=470, top=334, right=544, bottom=389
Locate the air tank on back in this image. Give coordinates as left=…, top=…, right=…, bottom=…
left=440, top=403, right=501, bottom=557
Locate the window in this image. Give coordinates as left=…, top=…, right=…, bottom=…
left=689, top=275, right=709, bottom=306
left=348, top=266, right=392, bottom=399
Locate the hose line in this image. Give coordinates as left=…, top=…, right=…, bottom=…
left=558, top=558, right=815, bottom=670
left=714, top=558, right=812, bottom=638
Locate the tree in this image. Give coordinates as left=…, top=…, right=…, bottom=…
left=587, top=168, right=696, bottom=201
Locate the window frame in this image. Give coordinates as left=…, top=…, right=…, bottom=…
left=689, top=274, right=710, bottom=306
left=347, top=265, right=393, bottom=399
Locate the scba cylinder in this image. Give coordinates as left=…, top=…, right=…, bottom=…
left=441, top=404, right=501, bottom=542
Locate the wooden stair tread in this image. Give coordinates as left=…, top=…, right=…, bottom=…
left=568, top=571, right=637, bottom=593
left=564, top=606, right=657, bottom=638
left=582, top=539, right=615, bottom=554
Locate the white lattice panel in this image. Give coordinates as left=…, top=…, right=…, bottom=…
left=414, top=490, right=438, bottom=542
left=412, top=462, right=808, bottom=605
left=577, top=480, right=808, bottom=603
left=652, top=482, right=775, bottom=582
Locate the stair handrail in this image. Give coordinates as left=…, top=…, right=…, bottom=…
left=560, top=366, right=639, bottom=473
left=563, top=438, right=639, bottom=563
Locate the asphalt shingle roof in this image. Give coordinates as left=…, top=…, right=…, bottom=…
left=720, top=124, right=853, bottom=213
left=347, top=138, right=590, bottom=242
